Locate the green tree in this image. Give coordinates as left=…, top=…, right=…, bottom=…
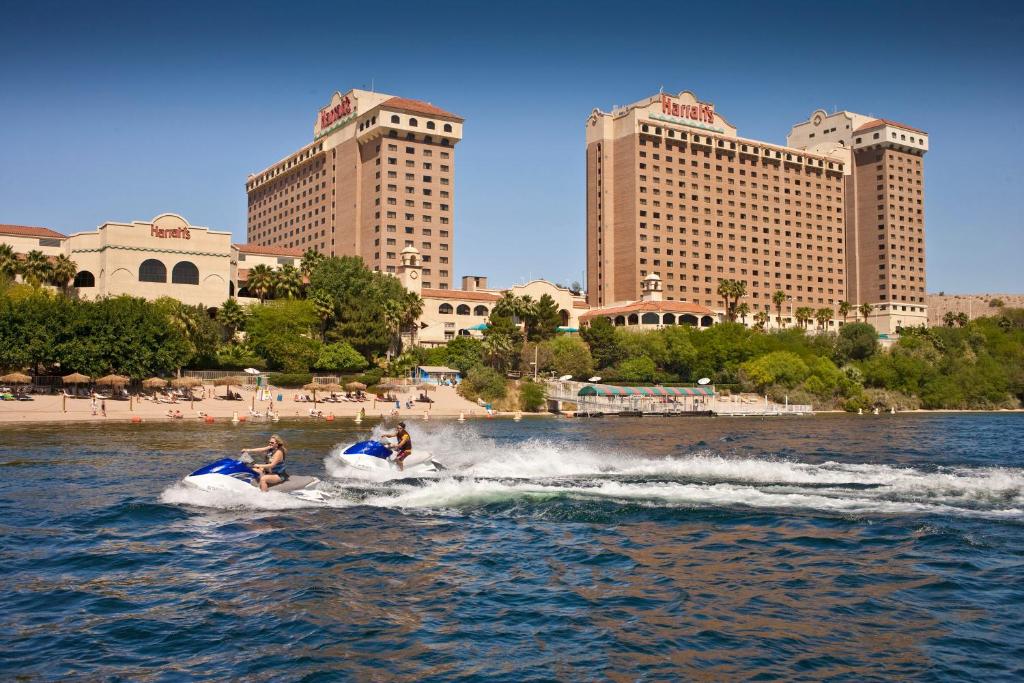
left=741, top=351, right=810, bottom=391
left=20, top=250, right=51, bottom=288
left=989, top=298, right=1005, bottom=308
left=773, top=290, right=788, bottom=329
left=735, top=302, right=751, bottom=326
left=458, top=366, right=507, bottom=402
left=616, top=356, right=658, bottom=383
left=661, top=325, right=698, bottom=379
left=301, top=248, right=324, bottom=279
left=154, top=298, right=220, bottom=369
left=482, top=313, right=522, bottom=372
left=246, top=299, right=320, bottom=372
left=548, top=334, right=594, bottom=379
left=838, top=300, right=852, bottom=323
left=315, top=341, right=368, bottom=372
left=274, top=264, right=303, bottom=299
left=815, top=307, right=833, bottom=331
left=247, top=264, right=276, bottom=303
left=443, top=336, right=484, bottom=375
left=795, top=306, right=815, bottom=329
left=943, top=311, right=957, bottom=327
left=859, top=302, right=873, bottom=323
left=311, top=290, right=335, bottom=342
left=836, top=322, right=879, bottom=362
left=216, top=298, right=248, bottom=341
left=49, top=255, right=78, bottom=293
left=0, top=244, right=18, bottom=283
left=580, top=316, right=624, bottom=369
left=753, top=310, right=770, bottom=331
left=955, top=312, right=969, bottom=328
left=519, top=380, right=546, bottom=412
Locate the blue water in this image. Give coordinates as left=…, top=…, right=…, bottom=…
left=2, top=414, right=1023, bottom=680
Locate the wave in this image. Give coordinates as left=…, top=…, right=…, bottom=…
left=162, top=424, right=1024, bottom=518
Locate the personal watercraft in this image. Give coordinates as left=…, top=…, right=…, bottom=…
left=334, top=440, right=443, bottom=474
left=183, top=456, right=324, bottom=500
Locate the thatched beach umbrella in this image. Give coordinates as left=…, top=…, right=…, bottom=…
left=171, top=376, right=203, bottom=407
left=416, top=383, right=436, bottom=392
left=215, top=375, right=247, bottom=399
left=62, top=372, right=91, bottom=385
left=303, top=381, right=327, bottom=407
left=142, top=377, right=167, bottom=389
left=345, top=381, right=366, bottom=391
left=0, top=372, right=31, bottom=384
left=95, top=374, right=129, bottom=387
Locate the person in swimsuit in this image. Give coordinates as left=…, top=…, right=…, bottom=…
left=383, top=422, right=412, bottom=471
left=241, top=434, right=289, bottom=491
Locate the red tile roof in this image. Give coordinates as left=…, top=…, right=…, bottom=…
left=233, top=243, right=304, bottom=257
left=854, top=118, right=927, bottom=135
left=573, top=300, right=591, bottom=309
left=382, top=97, right=463, bottom=122
left=421, top=288, right=500, bottom=302
left=0, top=224, right=67, bottom=239
left=580, top=300, right=713, bottom=321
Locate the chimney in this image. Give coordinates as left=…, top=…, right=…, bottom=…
left=461, top=275, right=487, bottom=291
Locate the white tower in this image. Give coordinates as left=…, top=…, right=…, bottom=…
left=640, top=273, right=662, bottom=302
left=397, top=245, right=422, bottom=296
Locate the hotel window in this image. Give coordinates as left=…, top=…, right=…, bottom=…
left=138, top=259, right=167, bottom=283
left=390, top=115, right=400, bottom=124
left=443, top=124, right=453, bottom=133
left=427, top=121, right=436, bottom=130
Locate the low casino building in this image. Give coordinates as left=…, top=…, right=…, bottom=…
left=580, top=274, right=716, bottom=330
left=1, top=214, right=301, bottom=308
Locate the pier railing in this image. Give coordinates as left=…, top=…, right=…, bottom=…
left=544, top=380, right=812, bottom=416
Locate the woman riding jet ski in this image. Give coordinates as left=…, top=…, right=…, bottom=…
left=183, top=434, right=323, bottom=499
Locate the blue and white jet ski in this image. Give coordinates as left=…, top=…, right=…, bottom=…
left=183, top=456, right=324, bottom=500
left=334, top=440, right=443, bottom=474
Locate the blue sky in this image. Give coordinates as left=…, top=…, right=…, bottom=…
left=1, top=0, right=1021, bottom=293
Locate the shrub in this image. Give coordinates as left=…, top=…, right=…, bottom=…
left=458, top=366, right=507, bottom=403
left=519, top=380, right=546, bottom=412
left=741, top=351, right=810, bottom=391
left=315, top=341, right=367, bottom=373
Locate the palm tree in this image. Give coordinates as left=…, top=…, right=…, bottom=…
left=246, top=264, right=275, bottom=303
left=300, top=248, right=324, bottom=279
left=815, top=307, right=833, bottom=331
left=312, top=290, right=335, bottom=341
left=49, top=255, right=78, bottom=293
left=795, top=306, right=815, bottom=329
left=20, top=250, right=51, bottom=288
left=401, top=292, right=424, bottom=348
left=772, top=290, right=788, bottom=329
left=859, top=302, right=873, bottom=323
left=955, top=312, right=969, bottom=328
left=732, top=280, right=747, bottom=320
left=735, top=302, right=750, bottom=326
left=274, top=264, right=303, bottom=299
left=943, top=311, right=957, bottom=328
left=753, top=309, right=770, bottom=331
left=216, top=298, right=248, bottom=341
left=717, top=278, right=736, bottom=320
left=0, top=244, right=18, bottom=283
left=838, top=300, right=852, bottom=323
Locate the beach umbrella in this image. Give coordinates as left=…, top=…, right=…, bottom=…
left=95, top=374, right=129, bottom=386
left=62, top=372, right=91, bottom=384
left=415, top=383, right=436, bottom=391
left=303, top=381, right=330, bottom=407
left=170, top=377, right=202, bottom=388
left=142, top=377, right=167, bottom=389
left=0, top=372, right=31, bottom=384
left=215, top=375, right=247, bottom=399
left=345, top=381, right=366, bottom=391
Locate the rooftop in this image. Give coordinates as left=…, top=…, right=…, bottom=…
left=233, top=243, right=305, bottom=257
left=0, top=224, right=67, bottom=240
left=421, top=288, right=500, bottom=302
left=381, top=97, right=463, bottom=123
left=580, top=300, right=714, bottom=321
left=854, top=118, right=927, bottom=135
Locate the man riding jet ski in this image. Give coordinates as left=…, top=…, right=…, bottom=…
left=182, top=434, right=322, bottom=499
left=335, top=425, right=443, bottom=475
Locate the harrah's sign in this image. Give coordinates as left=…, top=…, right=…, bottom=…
left=151, top=225, right=190, bottom=240
left=661, top=94, right=714, bottom=125
left=320, top=96, right=353, bottom=129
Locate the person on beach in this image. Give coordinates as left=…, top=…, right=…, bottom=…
left=101, top=399, right=106, bottom=418
left=382, top=422, right=412, bottom=470
left=241, top=434, right=289, bottom=492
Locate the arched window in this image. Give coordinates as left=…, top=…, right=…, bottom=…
left=427, top=121, right=436, bottom=130
left=409, top=118, right=418, bottom=127
left=73, top=271, right=95, bottom=288
left=614, top=315, right=626, bottom=326
left=680, top=314, right=698, bottom=327
left=641, top=312, right=659, bottom=325
left=443, top=123, right=453, bottom=133
left=627, top=313, right=639, bottom=325
left=439, top=303, right=453, bottom=315
left=473, top=305, right=488, bottom=316
left=171, top=261, right=199, bottom=285
left=229, top=282, right=235, bottom=297
left=390, top=114, right=400, bottom=124
left=700, top=315, right=714, bottom=328
left=456, top=304, right=471, bottom=315
left=662, top=313, right=676, bottom=325
left=560, top=309, right=570, bottom=326
left=138, top=259, right=167, bottom=283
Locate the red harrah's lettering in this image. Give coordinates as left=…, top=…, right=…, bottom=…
left=151, top=226, right=191, bottom=240
left=320, top=96, right=353, bottom=129
left=661, top=94, right=714, bottom=125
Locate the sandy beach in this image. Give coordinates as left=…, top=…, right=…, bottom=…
left=0, top=384, right=491, bottom=425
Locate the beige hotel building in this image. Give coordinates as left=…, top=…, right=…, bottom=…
left=245, top=89, right=463, bottom=290
left=586, top=90, right=928, bottom=333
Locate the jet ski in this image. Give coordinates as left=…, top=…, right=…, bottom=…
left=334, top=440, right=443, bottom=474
left=183, top=456, right=324, bottom=500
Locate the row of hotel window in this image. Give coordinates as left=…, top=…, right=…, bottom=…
left=67, top=261, right=200, bottom=288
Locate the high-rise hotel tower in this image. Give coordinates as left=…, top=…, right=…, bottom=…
left=585, top=91, right=927, bottom=332
left=246, top=89, right=463, bottom=289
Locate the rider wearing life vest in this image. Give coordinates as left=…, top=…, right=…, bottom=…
left=383, top=422, right=412, bottom=470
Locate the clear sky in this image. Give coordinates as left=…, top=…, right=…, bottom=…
left=1, top=0, right=1022, bottom=293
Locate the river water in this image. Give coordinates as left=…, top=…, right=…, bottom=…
left=2, top=414, right=1022, bottom=681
